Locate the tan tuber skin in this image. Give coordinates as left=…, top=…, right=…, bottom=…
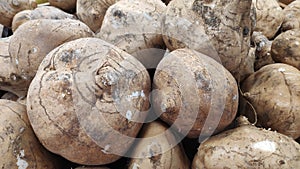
left=0, top=37, right=29, bottom=96
left=48, top=0, right=76, bottom=11
left=153, top=48, right=238, bottom=139
left=0, top=100, right=63, bottom=169
left=242, top=64, right=300, bottom=139
left=97, top=0, right=166, bottom=68
left=252, top=31, right=274, bottom=70
left=192, top=116, right=300, bottom=169
left=282, top=0, right=300, bottom=31
left=77, top=0, right=118, bottom=32
left=128, top=121, right=190, bottom=169
left=252, top=0, right=284, bottom=39
left=27, top=38, right=150, bottom=165
left=162, top=0, right=253, bottom=81
left=6, top=19, right=93, bottom=97
left=271, top=29, right=300, bottom=69
left=12, top=6, right=76, bottom=32
left=0, top=0, right=37, bottom=27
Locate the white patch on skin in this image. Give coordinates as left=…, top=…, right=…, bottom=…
left=278, top=68, right=286, bottom=72
left=132, top=163, right=140, bottom=169
left=101, top=145, right=111, bottom=154
left=15, top=58, right=19, bottom=65
left=140, top=90, right=145, bottom=97
left=252, top=140, right=277, bottom=152
left=127, top=91, right=146, bottom=101
left=16, top=150, right=28, bottom=169
left=126, top=110, right=132, bottom=121
left=233, top=95, right=238, bottom=101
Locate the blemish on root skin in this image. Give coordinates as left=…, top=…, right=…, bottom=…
left=252, top=140, right=276, bottom=152
left=16, top=150, right=28, bottom=169
left=132, top=163, right=140, bottom=169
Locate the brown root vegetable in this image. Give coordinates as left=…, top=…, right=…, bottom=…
left=7, top=19, right=93, bottom=97
left=0, top=0, right=37, bottom=27
left=0, top=37, right=28, bottom=96
left=97, top=0, right=166, bottom=68
left=271, top=29, right=300, bottom=69
left=282, top=0, right=300, bottom=31
left=162, top=0, right=253, bottom=80
left=252, top=0, right=284, bottom=39
left=0, top=99, right=62, bottom=168
left=48, top=0, right=76, bottom=11
left=192, top=116, right=300, bottom=169
left=12, top=6, right=76, bottom=32
left=153, top=48, right=238, bottom=139
left=252, top=31, right=274, bottom=70
left=241, top=63, right=300, bottom=139
left=128, top=121, right=190, bottom=169
left=77, top=0, right=118, bottom=32
left=27, top=37, right=150, bottom=165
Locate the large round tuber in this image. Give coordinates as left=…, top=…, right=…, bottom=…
left=192, top=116, right=300, bottom=169
left=153, top=48, right=238, bottom=139
left=242, top=63, right=300, bottom=139
left=27, top=38, right=151, bottom=165
left=8, top=19, right=93, bottom=96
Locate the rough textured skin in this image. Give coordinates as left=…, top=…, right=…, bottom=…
left=271, top=29, right=300, bottom=69
left=27, top=38, right=150, bottom=165
left=12, top=6, right=76, bottom=32
left=162, top=0, right=252, bottom=81
left=282, top=0, right=300, bottom=31
left=0, top=100, right=62, bottom=169
left=0, top=0, right=37, bottom=27
left=97, top=0, right=166, bottom=55
left=49, top=0, right=76, bottom=11
left=153, top=48, right=238, bottom=138
left=8, top=19, right=93, bottom=97
left=0, top=37, right=30, bottom=96
left=128, top=121, right=190, bottom=169
left=242, top=64, right=300, bottom=139
left=252, top=0, right=283, bottom=39
left=192, top=119, right=300, bottom=169
left=252, top=32, right=274, bottom=70
left=77, top=0, right=118, bottom=32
